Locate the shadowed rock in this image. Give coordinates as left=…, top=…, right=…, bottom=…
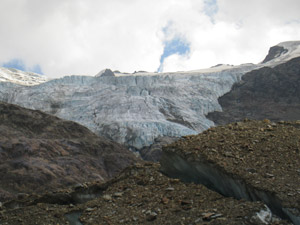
left=262, top=46, right=288, bottom=63
left=0, top=102, right=137, bottom=201
left=207, top=57, right=300, bottom=125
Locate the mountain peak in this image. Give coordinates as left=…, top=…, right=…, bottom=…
left=95, top=68, right=115, bottom=77
left=262, top=40, right=300, bottom=64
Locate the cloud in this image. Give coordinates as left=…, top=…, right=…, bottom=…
left=0, top=0, right=299, bottom=77
left=203, top=0, right=218, bottom=22
left=161, top=0, right=300, bottom=72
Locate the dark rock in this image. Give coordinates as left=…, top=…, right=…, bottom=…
left=0, top=163, right=289, bottom=224
left=0, top=101, right=137, bottom=201
left=207, top=57, right=300, bottom=125
left=140, top=136, right=179, bottom=161
left=146, top=212, right=157, bottom=221
left=262, top=45, right=288, bottom=63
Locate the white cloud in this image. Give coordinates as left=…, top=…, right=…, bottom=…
left=0, top=0, right=300, bottom=77
left=162, top=0, right=300, bottom=72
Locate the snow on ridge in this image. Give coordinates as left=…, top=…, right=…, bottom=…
left=277, top=40, right=300, bottom=49
left=277, top=41, right=300, bottom=58
left=109, top=63, right=256, bottom=78
left=262, top=41, right=300, bottom=66
left=0, top=67, right=48, bottom=86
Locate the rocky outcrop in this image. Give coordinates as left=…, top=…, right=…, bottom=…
left=207, top=57, right=300, bottom=125
left=0, top=102, right=137, bottom=201
left=95, top=69, right=115, bottom=77
left=0, top=163, right=289, bottom=224
left=262, top=46, right=288, bottom=63
left=262, top=41, right=300, bottom=67
left=160, top=120, right=300, bottom=224
left=139, top=136, right=180, bottom=161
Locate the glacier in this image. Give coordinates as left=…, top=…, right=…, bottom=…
left=0, top=41, right=299, bottom=150
left=0, top=64, right=257, bottom=149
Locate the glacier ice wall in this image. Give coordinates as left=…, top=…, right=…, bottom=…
left=0, top=65, right=256, bottom=149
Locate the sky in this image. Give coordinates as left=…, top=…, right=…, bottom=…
left=0, top=0, right=300, bottom=78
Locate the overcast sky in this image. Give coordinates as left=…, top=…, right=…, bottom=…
left=0, top=0, right=300, bottom=78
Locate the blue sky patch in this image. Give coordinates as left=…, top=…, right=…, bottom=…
left=2, top=58, right=43, bottom=74
left=2, top=59, right=26, bottom=71
left=157, top=37, right=190, bottom=72
left=30, top=64, right=43, bottom=74
left=204, top=0, right=218, bottom=23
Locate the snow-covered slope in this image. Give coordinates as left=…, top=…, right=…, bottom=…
left=0, top=41, right=299, bottom=150
left=0, top=67, right=47, bottom=86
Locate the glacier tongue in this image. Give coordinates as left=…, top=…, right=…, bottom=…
left=0, top=64, right=257, bottom=149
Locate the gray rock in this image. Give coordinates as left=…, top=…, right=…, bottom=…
left=95, top=69, right=115, bottom=77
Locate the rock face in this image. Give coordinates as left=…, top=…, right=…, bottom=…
left=139, top=136, right=180, bottom=161
left=262, top=41, right=300, bottom=66
left=160, top=120, right=300, bottom=224
left=0, top=102, right=137, bottom=201
left=0, top=163, right=289, bottom=224
left=207, top=57, right=300, bottom=125
left=262, top=46, right=289, bottom=63
left=95, top=68, right=115, bottom=77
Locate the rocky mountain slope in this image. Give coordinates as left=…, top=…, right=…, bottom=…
left=0, top=41, right=299, bottom=156
left=207, top=56, right=300, bottom=125
left=161, top=120, right=300, bottom=224
left=1, top=120, right=298, bottom=224
left=0, top=102, right=137, bottom=202
left=0, top=163, right=290, bottom=224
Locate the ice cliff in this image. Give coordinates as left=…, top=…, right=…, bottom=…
left=0, top=65, right=256, bottom=149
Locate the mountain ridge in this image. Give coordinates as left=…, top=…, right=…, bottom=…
left=0, top=41, right=300, bottom=157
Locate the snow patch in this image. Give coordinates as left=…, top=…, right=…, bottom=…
left=255, top=205, right=273, bottom=224
left=0, top=67, right=47, bottom=86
